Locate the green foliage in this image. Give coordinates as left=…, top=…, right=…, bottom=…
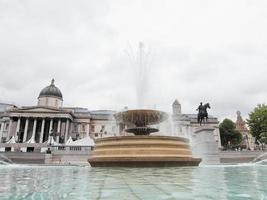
left=247, top=104, right=267, bottom=142
left=219, top=118, right=242, bottom=148
left=259, top=132, right=267, bottom=144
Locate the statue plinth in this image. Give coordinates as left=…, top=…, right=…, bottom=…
left=192, top=126, right=220, bottom=165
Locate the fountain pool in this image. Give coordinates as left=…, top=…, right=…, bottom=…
left=0, top=164, right=267, bottom=199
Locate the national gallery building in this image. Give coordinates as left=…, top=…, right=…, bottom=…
left=0, top=79, right=221, bottom=149
left=0, top=79, right=117, bottom=145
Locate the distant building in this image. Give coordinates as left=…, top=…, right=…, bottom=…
left=0, top=79, right=117, bottom=144
left=0, top=103, right=17, bottom=142
left=235, top=111, right=254, bottom=150
left=0, top=81, right=222, bottom=152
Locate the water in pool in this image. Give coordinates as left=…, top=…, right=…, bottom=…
left=0, top=164, right=266, bottom=200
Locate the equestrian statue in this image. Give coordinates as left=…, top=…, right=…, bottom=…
left=196, top=102, right=211, bottom=126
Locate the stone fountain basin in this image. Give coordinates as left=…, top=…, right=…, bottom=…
left=125, top=127, right=159, bottom=135
left=88, top=135, right=201, bottom=167
left=114, top=109, right=168, bottom=127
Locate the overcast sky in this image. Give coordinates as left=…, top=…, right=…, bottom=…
left=1, top=0, right=267, bottom=121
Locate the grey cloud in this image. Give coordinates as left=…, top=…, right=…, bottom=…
left=1, top=0, right=267, bottom=122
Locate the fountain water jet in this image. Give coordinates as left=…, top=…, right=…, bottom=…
left=88, top=43, right=201, bottom=167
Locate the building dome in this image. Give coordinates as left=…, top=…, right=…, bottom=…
left=38, top=79, right=63, bottom=100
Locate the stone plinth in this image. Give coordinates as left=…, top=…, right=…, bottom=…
left=88, top=135, right=201, bottom=167
left=192, top=127, right=220, bottom=165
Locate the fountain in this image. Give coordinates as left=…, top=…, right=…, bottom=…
left=115, top=109, right=168, bottom=135
left=88, top=109, right=201, bottom=167
left=88, top=43, right=201, bottom=167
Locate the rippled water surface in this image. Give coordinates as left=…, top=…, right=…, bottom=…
left=0, top=164, right=267, bottom=200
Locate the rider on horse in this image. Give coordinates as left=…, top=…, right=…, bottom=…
left=197, top=102, right=210, bottom=125
left=197, top=102, right=204, bottom=122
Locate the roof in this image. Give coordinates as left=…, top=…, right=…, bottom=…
left=89, top=110, right=116, bottom=120
left=38, top=79, right=63, bottom=100
left=64, top=107, right=91, bottom=118
left=6, top=136, right=16, bottom=144
left=66, top=136, right=73, bottom=145
left=0, top=103, right=16, bottom=113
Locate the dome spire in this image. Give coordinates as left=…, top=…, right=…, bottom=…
left=51, top=78, right=55, bottom=86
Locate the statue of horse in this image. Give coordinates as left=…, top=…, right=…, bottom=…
left=197, top=103, right=211, bottom=126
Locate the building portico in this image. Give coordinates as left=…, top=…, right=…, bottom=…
left=6, top=113, right=73, bottom=144
left=0, top=80, right=82, bottom=145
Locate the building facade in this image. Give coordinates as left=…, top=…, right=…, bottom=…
left=0, top=81, right=222, bottom=150
left=0, top=79, right=117, bottom=144
left=0, top=103, right=17, bottom=142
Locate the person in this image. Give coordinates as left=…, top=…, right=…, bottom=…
left=196, top=102, right=204, bottom=114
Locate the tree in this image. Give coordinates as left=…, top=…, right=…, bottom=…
left=247, top=104, right=267, bottom=142
left=219, top=118, right=242, bottom=148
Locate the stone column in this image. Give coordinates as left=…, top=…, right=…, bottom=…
left=56, top=119, right=61, bottom=143
left=7, top=118, right=13, bottom=140
left=64, top=119, right=69, bottom=143
left=86, top=124, right=90, bottom=137
left=15, top=118, right=21, bottom=141
left=31, top=118, right=37, bottom=142
left=23, top=118, right=29, bottom=142
left=0, top=122, right=4, bottom=142
left=49, top=118, right=54, bottom=134
left=39, top=119, right=45, bottom=143
left=48, top=118, right=54, bottom=144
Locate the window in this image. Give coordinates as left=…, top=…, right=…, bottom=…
left=100, top=125, right=105, bottom=132
left=91, top=125, right=95, bottom=132
left=5, top=147, right=11, bottom=152
left=74, top=124, right=78, bottom=132
left=26, top=147, right=34, bottom=152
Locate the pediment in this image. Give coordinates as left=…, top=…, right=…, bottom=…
left=11, top=106, right=69, bottom=114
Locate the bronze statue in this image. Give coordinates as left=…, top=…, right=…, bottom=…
left=197, top=102, right=211, bottom=125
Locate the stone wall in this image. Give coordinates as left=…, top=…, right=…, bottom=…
left=219, top=151, right=263, bottom=163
